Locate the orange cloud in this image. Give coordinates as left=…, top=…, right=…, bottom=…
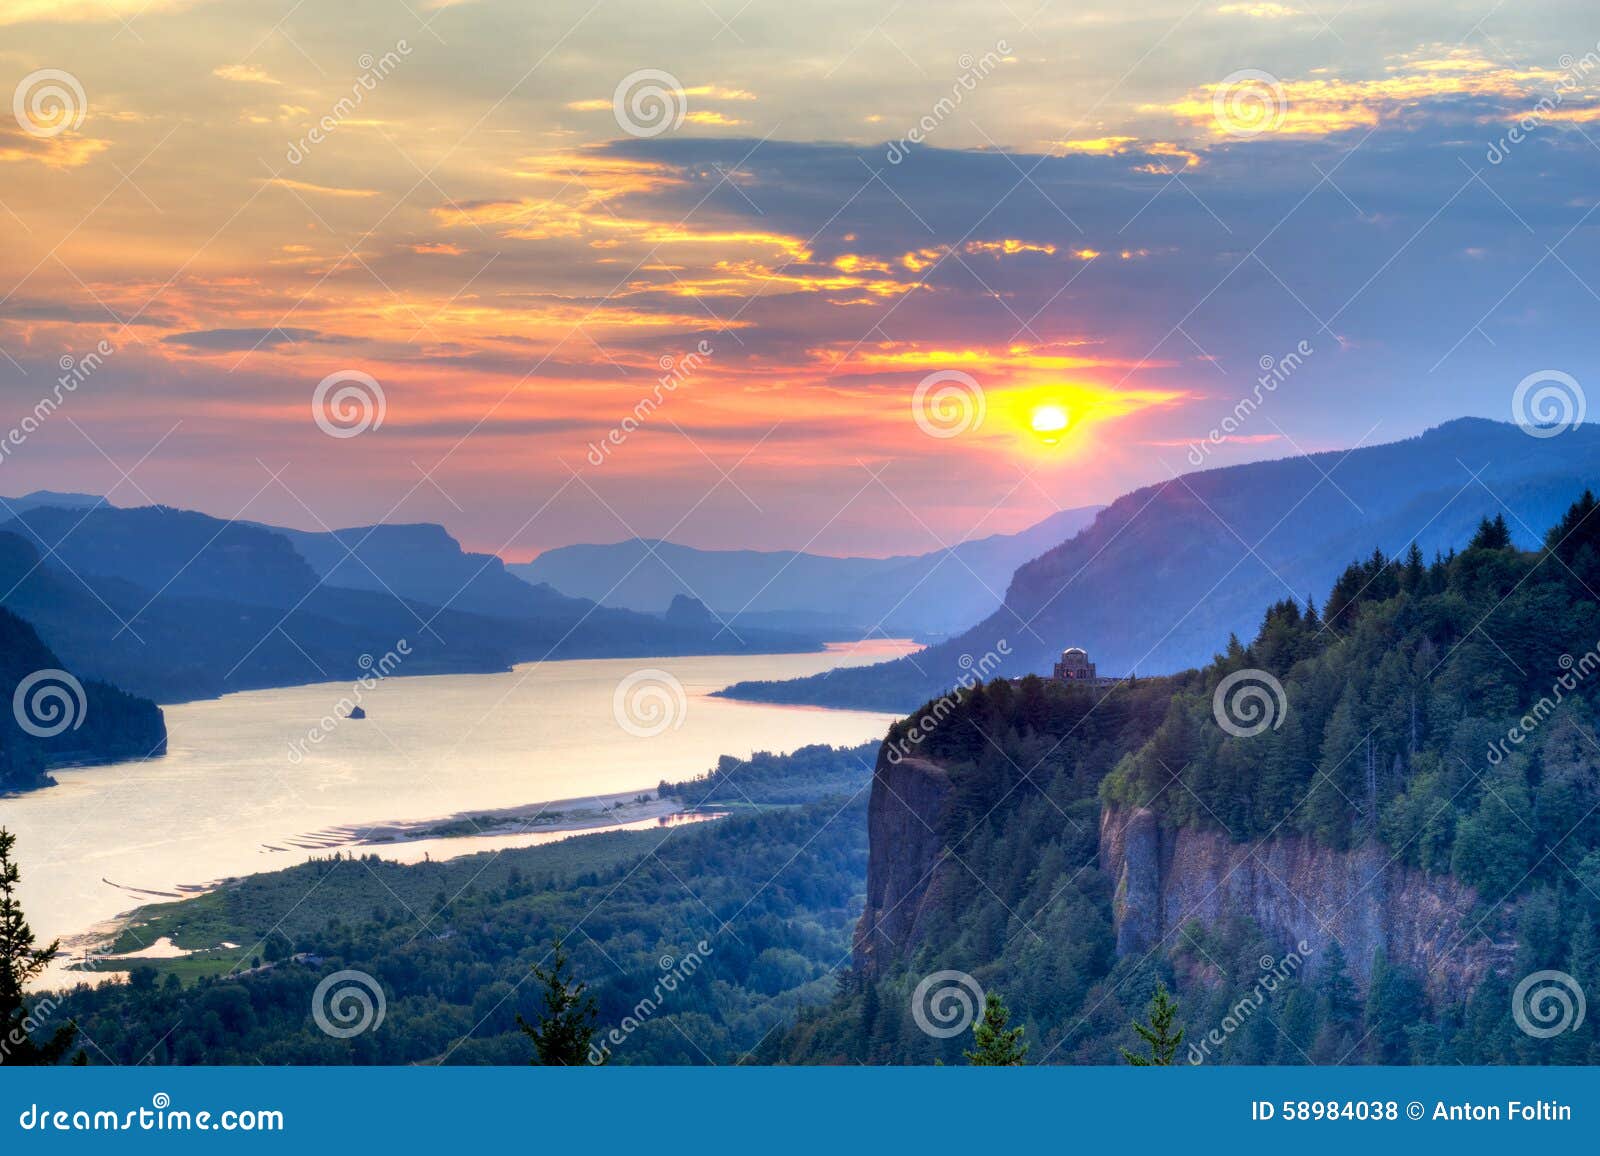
left=1163, top=51, right=1566, bottom=139
left=964, top=239, right=1058, bottom=258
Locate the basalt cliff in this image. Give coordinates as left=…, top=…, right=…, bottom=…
left=853, top=751, right=1516, bottom=1003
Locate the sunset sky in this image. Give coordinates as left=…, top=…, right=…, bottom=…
left=2, top=0, right=1598, bottom=559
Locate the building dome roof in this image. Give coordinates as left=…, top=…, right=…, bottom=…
left=1062, top=646, right=1088, bottom=658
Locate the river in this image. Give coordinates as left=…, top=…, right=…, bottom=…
left=1, top=641, right=916, bottom=981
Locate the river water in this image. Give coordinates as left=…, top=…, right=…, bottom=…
left=1, top=642, right=915, bottom=978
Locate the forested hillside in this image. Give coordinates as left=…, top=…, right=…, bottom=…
left=779, top=493, right=1600, bottom=1064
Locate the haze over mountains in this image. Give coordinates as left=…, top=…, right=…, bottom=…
left=0, top=500, right=818, bottom=705
left=514, top=505, right=1104, bottom=638
left=722, top=418, right=1600, bottom=711
left=7, top=417, right=1597, bottom=718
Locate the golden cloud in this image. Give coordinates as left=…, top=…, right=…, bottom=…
left=1163, top=51, right=1566, bottom=139
left=213, top=64, right=280, bottom=85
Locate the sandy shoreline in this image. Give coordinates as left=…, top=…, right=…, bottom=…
left=61, top=787, right=726, bottom=981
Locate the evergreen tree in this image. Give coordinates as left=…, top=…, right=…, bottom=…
left=964, top=991, right=1029, bottom=1065
left=518, top=936, right=601, bottom=1065
left=1469, top=514, right=1512, bottom=550
left=0, top=829, right=80, bottom=1065
left=1122, top=983, right=1183, bottom=1065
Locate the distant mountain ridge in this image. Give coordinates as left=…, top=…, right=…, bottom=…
left=0, top=603, right=165, bottom=793
left=512, top=504, right=1104, bottom=638
left=721, top=418, right=1600, bottom=710
left=0, top=495, right=819, bottom=704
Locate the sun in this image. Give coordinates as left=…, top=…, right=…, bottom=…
left=1029, top=404, right=1070, bottom=443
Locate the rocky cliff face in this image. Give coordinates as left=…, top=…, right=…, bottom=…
left=852, top=751, right=1516, bottom=1003
left=852, top=754, right=954, bottom=975
left=1099, top=806, right=1514, bottom=1001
